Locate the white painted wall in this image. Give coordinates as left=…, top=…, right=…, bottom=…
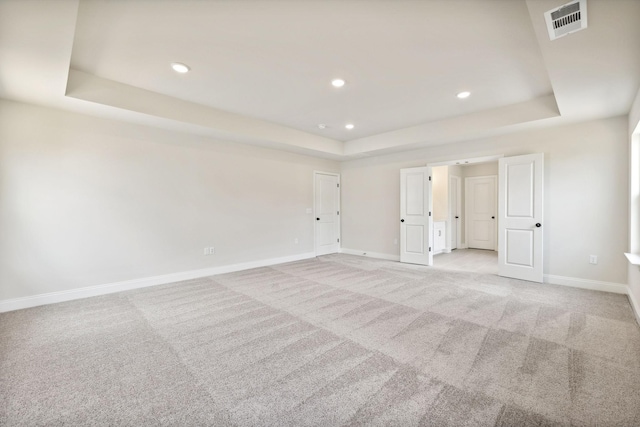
left=461, top=162, right=498, bottom=178
left=432, top=166, right=449, bottom=221
left=342, top=116, right=629, bottom=285
left=0, top=100, right=339, bottom=300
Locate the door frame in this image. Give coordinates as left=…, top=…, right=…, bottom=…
left=464, top=175, right=498, bottom=251
left=313, top=171, right=341, bottom=256
left=448, top=174, right=462, bottom=251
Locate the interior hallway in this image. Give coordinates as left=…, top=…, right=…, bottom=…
left=434, top=249, right=498, bottom=275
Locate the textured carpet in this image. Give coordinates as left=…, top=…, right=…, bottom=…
left=2, top=254, right=640, bottom=426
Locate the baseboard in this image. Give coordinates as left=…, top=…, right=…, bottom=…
left=0, top=252, right=316, bottom=313
left=339, top=248, right=400, bottom=262
left=543, top=274, right=628, bottom=295
left=627, top=289, right=640, bottom=326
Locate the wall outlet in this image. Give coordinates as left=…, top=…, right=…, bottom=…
left=294, top=238, right=299, bottom=244
left=589, top=255, right=598, bottom=264
left=204, top=247, right=215, bottom=256
left=203, top=247, right=209, bottom=255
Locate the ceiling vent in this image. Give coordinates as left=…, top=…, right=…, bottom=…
left=544, top=0, right=588, bottom=41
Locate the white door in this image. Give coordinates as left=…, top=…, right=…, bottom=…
left=449, top=175, right=461, bottom=250
left=498, top=154, right=544, bottom=282
left=400, top=167, right=432, bottom=265
left=466, top=176, right=497, bottom=250
left=314, top=172, right=340, bottom=256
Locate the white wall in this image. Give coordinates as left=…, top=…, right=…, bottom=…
left=341, top=116, right=629, bottom=285
left=0, top=100, right=339, bottom=300
left=432, top=166, right=449, bottom=221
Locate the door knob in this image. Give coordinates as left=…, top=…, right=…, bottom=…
left=316, top=217, right=320, bottom=221
left=455, top=216, right=459, bottom=219
left=491, top=216, right=495, bottom=219
left=535, top=223, right=541, bottom=227
left=400, top=219, right=405, bottom=222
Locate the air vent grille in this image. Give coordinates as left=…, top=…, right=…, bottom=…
left=544, top=0, right=587, bottom=41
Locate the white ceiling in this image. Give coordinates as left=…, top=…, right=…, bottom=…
left=1, top=0, right=640, bottom=160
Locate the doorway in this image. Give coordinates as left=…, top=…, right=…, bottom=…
left=425, top=154, right=544, bottom=283
left=429, top=160, right=499, bottom=271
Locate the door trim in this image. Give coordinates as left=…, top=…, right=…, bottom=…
left=464, top=175, right=498, bottom=251
left=313, top=171, right=341, bottom=256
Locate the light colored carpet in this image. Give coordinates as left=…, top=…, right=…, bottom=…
left=2, top=254, right=640, bottom=426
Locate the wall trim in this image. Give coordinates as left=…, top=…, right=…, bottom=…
left=4, top=252, right=638, bottom=324
left=0, top=252, right=316, bottom=313
left=543, top=274, right=628, bottom=294
left=628, top=288, right=640, bottom=326
left=339, top=248, right=400, bottom=261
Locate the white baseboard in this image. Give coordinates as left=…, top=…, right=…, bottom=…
left=543, top=274, right=628, bottom=295
left=0, top=252, right=316, bottom=313
left=628, top=289, right=640, bottom=326
left=339, top=248, right=400, bottom=262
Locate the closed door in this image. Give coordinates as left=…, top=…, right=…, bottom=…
left=400, top=166, right=432, bottom=265
left=450, top=175, right=461, bottom=250
left=466, top=176, right=497, bottom=250
left=314, top=172, right=340, bottom=256
left=498, top=154, right=544, bottom=282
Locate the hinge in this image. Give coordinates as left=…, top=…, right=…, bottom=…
left=337, top=183, right=340, bottom=188
left=337, top=238, right=340, bottom=243
left=429, top=176, right=431, bottom=181
left=429, top=247, right=432, bottom=252
left=337, top=211, right=340, bottom=215
left=429, top=212, right=431, bottom=216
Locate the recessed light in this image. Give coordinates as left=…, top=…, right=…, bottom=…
left=331, top=79, right=346, bottom=88
left=318, top=124, right=327, bottom=129
left=457, top=91, right=471, bottom=99
left=171, top=62, right=190, bottom=73
left=345, top=123, right=354, bottom=130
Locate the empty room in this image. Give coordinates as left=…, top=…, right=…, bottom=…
left=2, top=0, right=640, bottom=425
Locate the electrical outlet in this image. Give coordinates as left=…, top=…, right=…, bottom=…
left=589, top=255, right=598, bottom=264
left=209, top=247, right=215, bottom=255
left=203, top=247, right=209, bottom=256
left=294, top=238, right=299, bottom=244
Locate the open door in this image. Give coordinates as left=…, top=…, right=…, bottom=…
left=498, top=154, right=544, bottom=282
left=400, top=167, right=432, bottom=265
